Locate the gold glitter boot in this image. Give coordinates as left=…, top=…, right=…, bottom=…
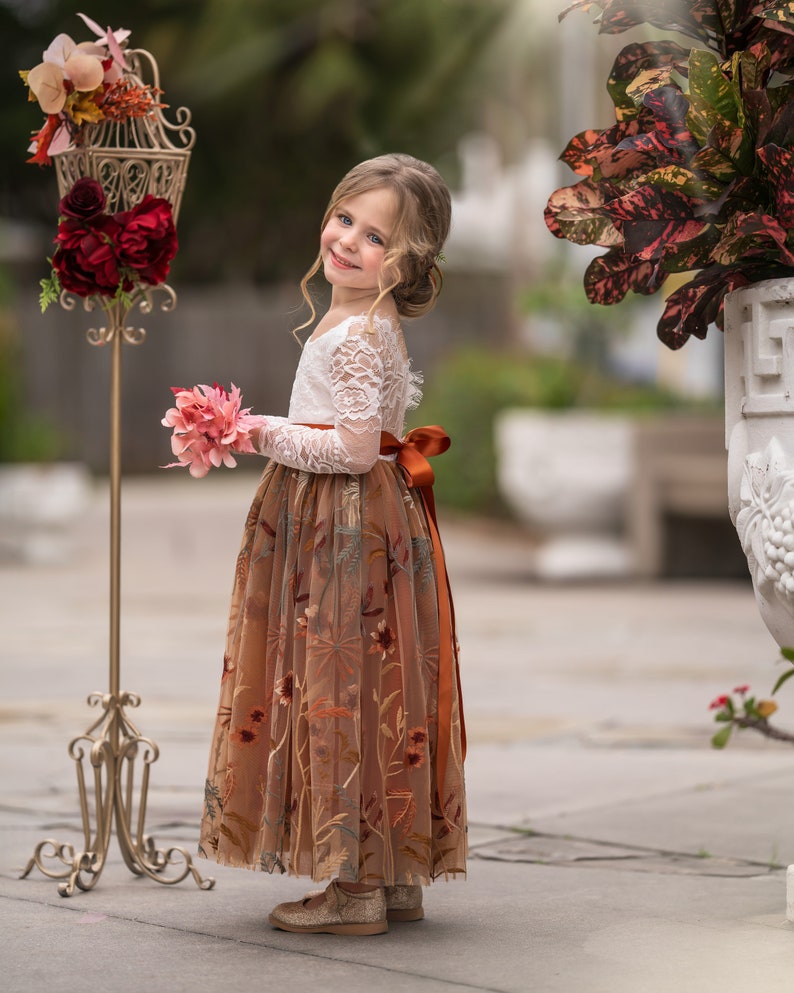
left=384, top=884, right=424, bottom=922
left=268, top=881, right=388, bottom=935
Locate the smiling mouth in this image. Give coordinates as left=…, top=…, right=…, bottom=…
left=331, top=250, right=359, bottom=270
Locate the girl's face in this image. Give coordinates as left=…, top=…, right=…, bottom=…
left=320, top=186, right=398, bottom=300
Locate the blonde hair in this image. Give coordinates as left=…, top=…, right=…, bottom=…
left=295, top=153, right=451, bottom=337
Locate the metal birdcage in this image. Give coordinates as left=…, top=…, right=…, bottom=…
left=52, top=49, right=195, bottom=221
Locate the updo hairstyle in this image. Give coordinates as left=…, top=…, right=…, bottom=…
left=298, top=153, right=452, bottom=331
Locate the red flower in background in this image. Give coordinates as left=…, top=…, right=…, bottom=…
left=59, top=177, right=106, bottom=220
left=43, top=181, right=178, bottom=305
left=52, top=214, right=129, bottom=298
left=114, top=195, right=178, bottom=285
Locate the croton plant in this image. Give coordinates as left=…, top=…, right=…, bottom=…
left=545, top=1, right=794, bottom=349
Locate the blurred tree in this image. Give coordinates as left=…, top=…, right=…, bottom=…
left=2, top=0, right=516, bottom=282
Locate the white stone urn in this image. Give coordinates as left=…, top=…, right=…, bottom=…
left=495, top=409, right=633, bottom=579
left=725, top=276, right=794, bottom=647
left=0, top=462, right=91, bottom=563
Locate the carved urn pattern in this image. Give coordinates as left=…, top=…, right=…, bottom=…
left=725, top=277, right=794, bottom=647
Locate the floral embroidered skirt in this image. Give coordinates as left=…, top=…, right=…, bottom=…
left=198, top=458, right=467, bottom=884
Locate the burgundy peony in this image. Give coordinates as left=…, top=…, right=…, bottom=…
left=114, top=195, right=178, bottom=285
left=58, top=177, right=107, bottom=220
left=52, top=215, right=127, bottom=298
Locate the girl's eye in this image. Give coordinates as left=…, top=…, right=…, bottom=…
left=369, top=233, right=383, bottom=246
left=339, top=214, right=352, bottom=226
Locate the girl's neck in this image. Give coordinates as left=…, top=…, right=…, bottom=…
left=321, top=289, right=398, bottom=327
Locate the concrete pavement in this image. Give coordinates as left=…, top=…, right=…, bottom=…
left=2, top=472, right=794, bottom=992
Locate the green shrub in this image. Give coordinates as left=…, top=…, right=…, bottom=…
left=0, top=270, right=64, bottom=463
left=412, top=347, right=696, bottom=515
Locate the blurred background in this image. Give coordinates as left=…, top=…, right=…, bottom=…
left=0, top=0, right=744, bottom=579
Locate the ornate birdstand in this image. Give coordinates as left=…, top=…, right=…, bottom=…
left=21, top=49, right=213, bottom=897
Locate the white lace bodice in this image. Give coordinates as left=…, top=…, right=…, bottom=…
left=257, top=313, right=421, bottom=474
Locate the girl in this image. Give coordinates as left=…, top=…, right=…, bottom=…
left=198, top=153, right=467, bottom=935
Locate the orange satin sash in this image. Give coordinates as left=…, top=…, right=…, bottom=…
left=300, top=424, right=466, bottom=803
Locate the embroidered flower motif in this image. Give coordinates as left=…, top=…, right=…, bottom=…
left=408, top=726, right=427, bottom=746
left=404, top=745, right=425, bottom=769
left=369, top=619, right=397, bottom=660
left=221, top=653, right=234, bottom=680
left=275, top=671, right=293, bottom=706
left=249, top=707, right=266, bottom=724
left=234, top=726, right=258, bottom=745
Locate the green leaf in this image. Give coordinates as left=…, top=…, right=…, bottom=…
left=757, top=2, right=794, bottom=30
left=642, top=165, right=724, bottom=199
left=38, top=272, right=61, bottom=313
left=779, top=646, right=794, bottom=662
left=691, top=144, right=739, bottom=182
left=772, top=667, right=794, bottom=695
left=711, top=725, right=733, bottom=749
left=686, top=49, right=742, bottom=144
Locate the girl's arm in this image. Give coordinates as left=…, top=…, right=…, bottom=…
left=257, top=331, right=384, bottom=474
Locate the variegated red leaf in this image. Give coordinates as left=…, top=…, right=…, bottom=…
left=607, top=40, right=690, bottom=113
left=597, top=187, right=706, bottom=258
left=558, top=0, right=605, bottom=23
left=660, top=228, right=722, bottom=272
left=560, top=129, right=602, bottom=176
left=586, top=116, right=658, bottom=178
left=597, top=0, right=722, bottom=48
left=545, top=180, right=623, bottom=247
left=656, top=265, right=749, bottom=349
left=713, top=209, right=794, bottom=265
left=658, top=265, right=756, bottom=348
left=643, top=86, right=699, bottom=158
left=758, top=144, right=794, bottom=225
left=584, top=249, right=661, bottom=304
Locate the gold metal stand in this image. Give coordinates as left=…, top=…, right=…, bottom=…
left=21, top=292, right=214, bottom=897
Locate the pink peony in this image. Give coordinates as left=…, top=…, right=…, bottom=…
left=161, top=383, right=265, bottom=478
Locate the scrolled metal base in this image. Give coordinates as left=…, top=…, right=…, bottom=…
left=20, top=691, right=214, bottom=897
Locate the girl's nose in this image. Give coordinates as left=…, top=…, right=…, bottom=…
left=339, top=229, right=357, bottom=251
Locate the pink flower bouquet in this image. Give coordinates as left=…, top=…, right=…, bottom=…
left=162, top=383, right=263, bottom=478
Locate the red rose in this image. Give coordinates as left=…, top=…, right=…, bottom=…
left=114, top=195, right=178, bottom=285
left=52, top=215, right=127, bottom=298
left=59, top=178, right=107, bottom=220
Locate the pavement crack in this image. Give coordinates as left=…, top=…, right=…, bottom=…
left=468, top=823, right=785, bottom=877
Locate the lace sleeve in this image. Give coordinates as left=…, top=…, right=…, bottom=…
left=257, top=330, right=384, bottom=474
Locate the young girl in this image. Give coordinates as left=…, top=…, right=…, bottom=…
left=198, top=153, right=467, bottom=935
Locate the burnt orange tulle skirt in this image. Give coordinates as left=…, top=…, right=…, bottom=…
left=198, top=458, right=467, bottom=884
